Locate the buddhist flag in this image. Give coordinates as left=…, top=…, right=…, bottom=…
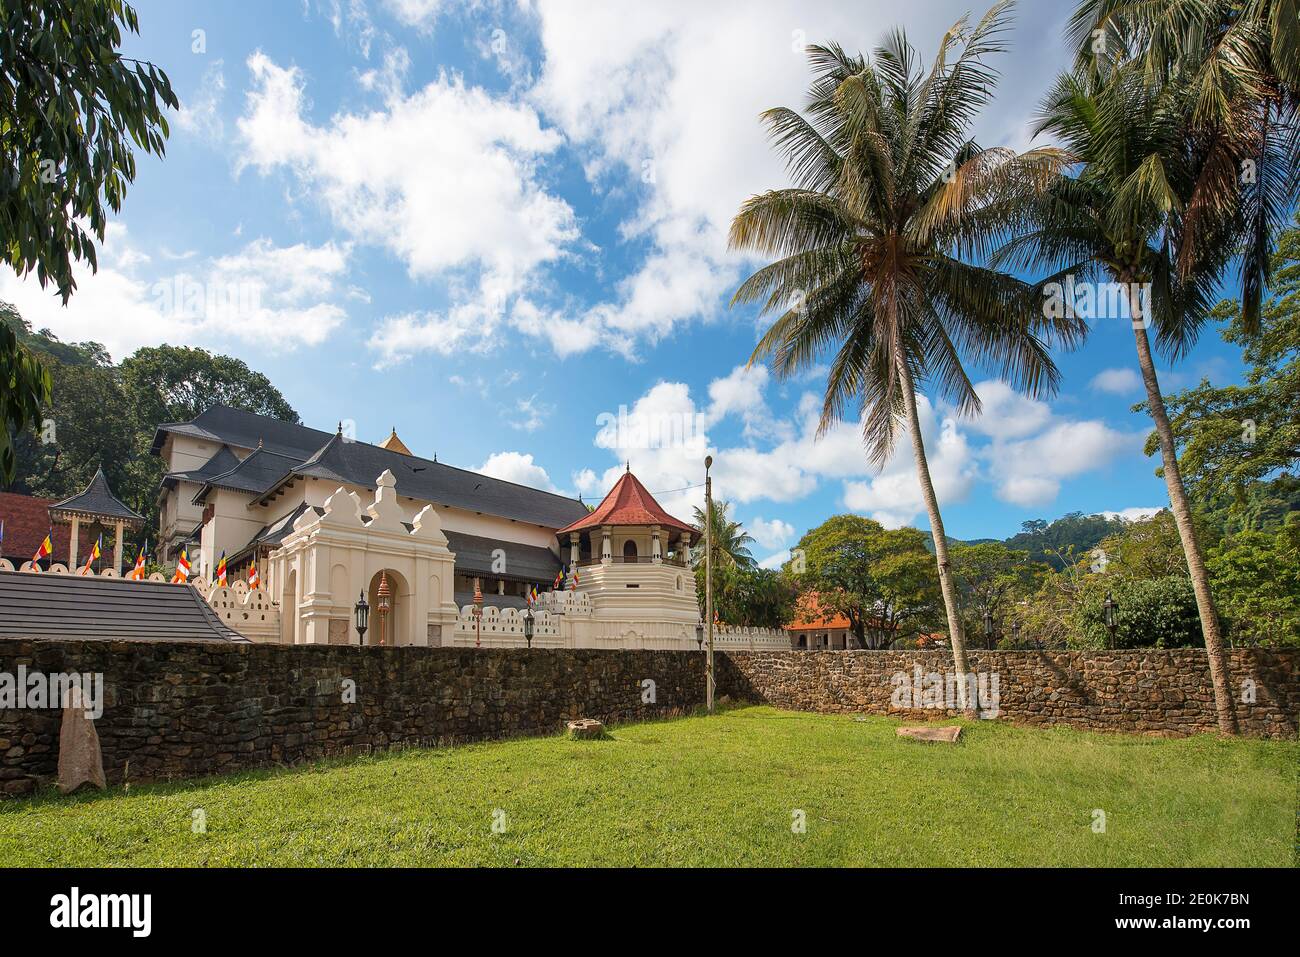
left=248, top=562, right=260, bottom=589
left=82, top=534, right=102, bottom=573
left=31, top=531, right=53, bottom=571
left=128, top=541, right=147, bottom=580
left=569, top=565, right=579, bottom=591
left=216, top=551, right=228, bottom=586
left=529, top=584, right=538, bottom=605
left=171, top=548, right=191, bottom=584
left=553, top=567, right=564, bottom=590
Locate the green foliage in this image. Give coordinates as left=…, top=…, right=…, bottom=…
left=0, top=0, right=177, bottom=301
left=1003, top=512, right=1130, bottom=569
left=2, top=308, right=297, bottom=545
left=1070, top=576, right=1203, bottom=650
left=0, top=306, right=51, bottom=483
left=788, top=515, right=941, bottom=647
left=1153, top=219, right=1300, bottom=517
left=1208, top=516, right=1300, bottom=648
left=1095, top=510, right=1192, bottom=578
left=949, top=541, right=1042, bottom=646
left=690, top=499, right=756, bottom=569
left=695, top=563, right=795, bottom=629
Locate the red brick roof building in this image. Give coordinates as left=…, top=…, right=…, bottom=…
left=0, top=492, right=94, bottom=568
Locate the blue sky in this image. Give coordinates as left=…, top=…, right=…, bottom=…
left=2, top=0, right=1249, bottom=564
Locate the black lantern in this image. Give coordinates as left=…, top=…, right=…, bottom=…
left=983, top=608, right=994, bottom=648
left=1011, top=620, right=1022, bottom=647
left=1102, top=590, right=1118, bottom=647
left=695, top=618, right=704, bottom=651
left=523, top=606, right=535, bottom=648
left=354, top=590, right=370, bottom=646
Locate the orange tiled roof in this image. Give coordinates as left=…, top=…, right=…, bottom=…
left=556, top=470, right=697, bottom=539
left=786, top=592, right=851, bottom=631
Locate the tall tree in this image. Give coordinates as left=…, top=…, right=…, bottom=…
left=690, top=499, right=757, bottom=570
left=728, top=3, right=1081, bottom=705
left=996, top=44, right=1248, bottom=733
left=1, top=0, right=176, bottom=483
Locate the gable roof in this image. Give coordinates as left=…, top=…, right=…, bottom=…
left=161, top=444, right=242, bottom=491
left=192, top=445, right=302, bottom=503
left=556, top=470, right=697, bottom=539
left=48, top=467, right=144, bottom=525
left=153, top=405, right=589, bottom=530
left=787, top=593, right=852, bottom=631
left=0, top=570, right=247, bottom=642
left=443, top=529, right=562, bottom=583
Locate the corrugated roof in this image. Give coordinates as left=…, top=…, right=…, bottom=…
left=557, top=470, right=697, bottom=538
left=48, top=467, right=144, bottom=524
left=154, top=405, right=590, bottom=530
left=0, top=571, right=248, bottom=642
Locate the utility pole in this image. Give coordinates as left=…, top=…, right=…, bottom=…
left=704, top=454, right=715, bottom=714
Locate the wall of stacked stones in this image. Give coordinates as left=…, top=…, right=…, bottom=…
left=716, top=649, right=1299, bottom=738
left=0, top=639, right=704, bottom=795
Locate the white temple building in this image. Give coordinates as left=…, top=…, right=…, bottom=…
left=147, top=406, right=786, bottom=651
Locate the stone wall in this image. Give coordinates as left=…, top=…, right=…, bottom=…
left=0, top=639, right=703, bottom=795
left=716, top=649, right=1299, bottom=738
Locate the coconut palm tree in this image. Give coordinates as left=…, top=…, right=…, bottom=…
left=692, top=500, right=758, bottom=569
left=993, top=50, right=1254, bottom=732
left=728, top=2, right=1082, bottom=708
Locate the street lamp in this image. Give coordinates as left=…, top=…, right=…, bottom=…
left=523, top=605, right=534, bottom=648
left=695, top=618, right=704, bottom=651
left=377, top=571, right=391, bottom=646
left=354, top=591, right=370, bottom=647
left=982, top=608, right=994, bottom=648
left=1011, top=620, right=1021, bottom=647
left=1103, top=590, right=1118, bottom=648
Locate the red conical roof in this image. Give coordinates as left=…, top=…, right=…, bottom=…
left=557, top=471, right=698, bottom=541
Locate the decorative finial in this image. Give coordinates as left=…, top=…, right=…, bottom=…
left=258, top=436, right=263, bottom=448
left=625, top=460, right=630, bottom=473
left=336, top=421, right=343, bottom=435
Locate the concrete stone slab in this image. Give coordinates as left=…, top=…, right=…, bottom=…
left=896, top=725, right=962, bottom=743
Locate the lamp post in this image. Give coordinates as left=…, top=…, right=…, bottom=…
left=1103, top=590, right=1117, bottom=648
left=695, top=618, right=704, bottom=651
left=982, top=608, right=994, bottom=649
left=1011, top=620, right=1021, bottom=648
left=704, top=454, right=715, bottom=714
left=377, top=571, right=391, bottom=646
left=354, top=591, right=370, bottom=647
left=523, top=605, right=534, bottom=648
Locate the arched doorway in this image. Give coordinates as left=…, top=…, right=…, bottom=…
left=366, top=569, right=411, bottom=645
left=622, top=539, right=638, bottom=562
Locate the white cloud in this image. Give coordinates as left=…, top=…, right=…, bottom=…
left=0, top=225, right=350, bottom=359
left=175, top=59, right=226, bottom=141
left=757, top=549, right=791, bottom=570
left=237, top=51, right=579, bottom=365
left=475, top=451, right=559, bottom=492
left=991, top=421, right=1140, bottom=506
left=1090, top=367, right=1142, bottom=395
left=959, top=380, right=1054, bottom=439
left=1099, top=507, right=1165, bottom=522
left=749, top=517, right=795, bottom=549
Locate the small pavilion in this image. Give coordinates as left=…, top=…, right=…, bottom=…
left=48, top=467, right=145, bottom=575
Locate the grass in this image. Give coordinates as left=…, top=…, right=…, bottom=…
left=1, top=705, right=1295, bottom=867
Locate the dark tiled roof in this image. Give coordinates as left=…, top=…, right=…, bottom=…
left=228, top=503, right=321, bottom=564
left=192, top=446, right=301, bottom=502
left=155, top=405, right=590, bottom=530
left=162, top=445, right=241, bottom=490
left=0, top=571, right=248, bottom=642
left=151, top=405, right=326, bottom=458
left=48, top=467, right=144, bottom=525
left=0, top=492, right=94, bottom=567
left=455, top=591, right=531, bottom=610
left=443, top=530, right=562, bottom=582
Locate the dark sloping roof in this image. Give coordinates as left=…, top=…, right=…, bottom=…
left=49, top=467, right=144, bottom=525
left=256, top=427, right=591, bottom=530
left=443, top=530, right=562, bottom=582
left=557, top=470, right=697, bottom=539
left=161, top=444, right=242, bottom=490
left=151, top=405, right=328, bottom=459
left=227, top=503, right=321, bottom=565
left=154, top=405, right=590, bottom=530
left=0, top=571, right=248, bottom=642
left=192, top=446, right=301, bottom=503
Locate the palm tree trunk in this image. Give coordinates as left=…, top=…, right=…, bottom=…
left=1127, top=283, right=1239, bottom=735
left=897, top=358, right=973, bottom=711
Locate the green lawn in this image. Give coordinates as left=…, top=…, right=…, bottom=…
left=1, top=705, right=1294, bottom=867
